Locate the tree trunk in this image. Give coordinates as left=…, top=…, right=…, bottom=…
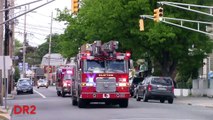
left=158, top=51, right=178, bottom=78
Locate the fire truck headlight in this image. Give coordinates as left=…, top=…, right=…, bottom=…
left=63, top=82, right=68, bottom=87
left=119, top=78, right=127, bottom=82
left=86, top=78, right=94, bottom=83
left=118, top=83, right=127, bottom=87
left=86, top=82, right=96, bottom=87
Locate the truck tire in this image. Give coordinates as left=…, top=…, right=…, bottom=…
left=136, top=93, right=141, bottom=101
left=119, top=99, right=128, bottom=108
left=62, top=91, right=66, bottom=97
left=143, top=92, right=148, bottom=102
left=72, top=98, right=77, bottom=106
left=78, top=98, right=86, bottom=108
left=57, top=91, right=61, bottom=96
left=168, top=98, right=173, bottom=104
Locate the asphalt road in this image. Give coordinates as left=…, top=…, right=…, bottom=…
left=8, top=86, right=213, bottom=120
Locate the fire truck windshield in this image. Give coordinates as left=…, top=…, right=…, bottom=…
left=63, top=75, right=72, bottom=80
left=106, top=60, right=125, bottom=73
left=84, top=60, right=126, bottom=73
left=85, top=60, right=105, bottom=73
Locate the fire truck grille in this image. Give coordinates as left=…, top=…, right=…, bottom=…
left=96, top=77, right=116, bottom=93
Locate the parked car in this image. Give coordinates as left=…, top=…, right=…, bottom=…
left=135, top=76, right=174, bottom=104
left=16, top=80, right=33, bottom=95
left=37, top=79, right=49, bottom=88
left=129, top=77, right=144, bottom=97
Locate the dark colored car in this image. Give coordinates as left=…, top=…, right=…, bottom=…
left=135, top=76, right=174, bottom=104
left=16, top=80, right=33, bottom=95
left=129, top=77, right=144, bottom=97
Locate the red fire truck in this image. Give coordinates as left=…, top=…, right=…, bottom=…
left=71, top=40, right=131, bottom=108
left=56, top=66, right=75, bottom=97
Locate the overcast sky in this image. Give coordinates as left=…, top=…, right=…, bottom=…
left=14, top=0, right=71, bottom=47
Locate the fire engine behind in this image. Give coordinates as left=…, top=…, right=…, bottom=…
left=56, top=66, right=75, bottom=97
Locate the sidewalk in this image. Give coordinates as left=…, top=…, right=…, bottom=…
left=175, top=96, right=213, bottom=108
left=0, top=91, right=16, bottom=120
left=0, top=106, right=13, bottom=120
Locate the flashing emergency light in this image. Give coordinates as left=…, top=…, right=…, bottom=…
left=126, top=52, right=131, bottom=57
left=86, top=52, right=91, bottom=56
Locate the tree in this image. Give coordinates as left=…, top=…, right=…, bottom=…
left=14, top=66, right=20, bottom=82
left=35, top=33, right=62, bottom=61
left=56, top=0, right=213, bottom=81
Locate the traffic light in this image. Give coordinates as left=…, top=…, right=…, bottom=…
left=153, top=7, right=163, bottom=22
left=139, top=19, right=144, bottom=31
left=159, top=7, right=163, bottom=21
left=72, top=0, right=79, bottom=14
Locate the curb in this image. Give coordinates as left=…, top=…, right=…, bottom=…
left=0, top=108, right=12, bottom=120
left=0, top=114, right=10, bottom=120
left=185, top=102, right=213, bottom=108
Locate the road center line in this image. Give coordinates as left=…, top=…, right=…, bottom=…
left=34, top=89, right=46, bottom=98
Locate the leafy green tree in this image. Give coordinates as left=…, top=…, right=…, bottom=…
left=14, top=66, right=20, bottom=82
left=56, top=0, right=213, bottom=81
left=35, top=33, right=62, bottom=61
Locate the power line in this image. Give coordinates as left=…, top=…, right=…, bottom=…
left=17, top=22, right=64, bottom=30
left=15, top=27, right=49, bottom=36
left=0, top=0, right=56, bottom=25
left=17, top=24, right=64, bottom=32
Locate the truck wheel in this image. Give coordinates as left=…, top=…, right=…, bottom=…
left=160, top=99, right=165, bottom=103
left=119, top=99, right=128, bottom=108
left=168, top=98, right=173, bottom=104
left=62, top=91, right=66, bottom=97
left=136, top=93, right=141, bottom=101
left=72, top=98, right=77, bottom=106
left=57, top=91, right=61, bottom=96
left=143, top=92, right=148, bottom=102
left=78, top=98, right=86, bottom=108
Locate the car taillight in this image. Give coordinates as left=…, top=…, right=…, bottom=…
left=148, top=84, right=152, bottom=91
left=172, top=86, right=174, bottom=93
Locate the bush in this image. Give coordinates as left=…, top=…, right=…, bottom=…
left=14, top=66, right=20, bottom=82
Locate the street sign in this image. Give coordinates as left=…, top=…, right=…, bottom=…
left=18, top=63, right=29, bottom=71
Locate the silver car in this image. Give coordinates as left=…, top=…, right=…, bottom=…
left=135, top=76, right=174, bottom=104
left=37, top=79, right=49, bottom=88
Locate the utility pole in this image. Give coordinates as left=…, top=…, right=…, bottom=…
left=4, top=0, right=9, bottom=109
left=48, top=12, right=53, bottom=84
left=0, top=0, right=4, bottom=106
left=22, top=5, right=27, bottom=78
left=9, top=0, right=15, bottom=94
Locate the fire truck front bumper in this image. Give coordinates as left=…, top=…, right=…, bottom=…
left=62, top=87, right=71, bottom=93
left=80, top=92, right=130, bottom=99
